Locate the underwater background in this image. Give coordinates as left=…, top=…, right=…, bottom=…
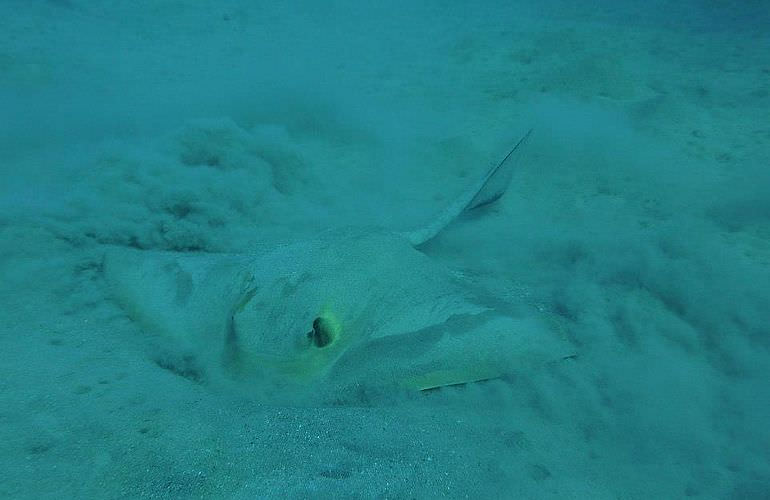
left=1, top=0, right=769, bottom=498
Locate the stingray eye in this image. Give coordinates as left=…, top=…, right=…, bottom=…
left=307, top=316, right=335, bottom=348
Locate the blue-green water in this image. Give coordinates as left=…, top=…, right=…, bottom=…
left=1, top=1, right=768, bottom=498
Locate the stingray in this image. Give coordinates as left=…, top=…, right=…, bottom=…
left=104, top=129, right=566, bottom=398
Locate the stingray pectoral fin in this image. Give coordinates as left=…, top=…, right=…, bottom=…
left=402, top=313, right=536, bottom=391
left=404, top=313, right=568, bottom=391
left=103, top=248, right=252, bottom=351
left=405, top=368, right=502, bottom=391
left=331, top=311, right=566, bottom=392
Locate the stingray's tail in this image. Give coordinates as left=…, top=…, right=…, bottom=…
left=401, top=129, right=533, bottom=246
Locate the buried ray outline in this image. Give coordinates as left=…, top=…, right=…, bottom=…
left=104, top=128, right=566, bottom=395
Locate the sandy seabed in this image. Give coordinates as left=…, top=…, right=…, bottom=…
left=1, top=1, right=769, bottom=498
